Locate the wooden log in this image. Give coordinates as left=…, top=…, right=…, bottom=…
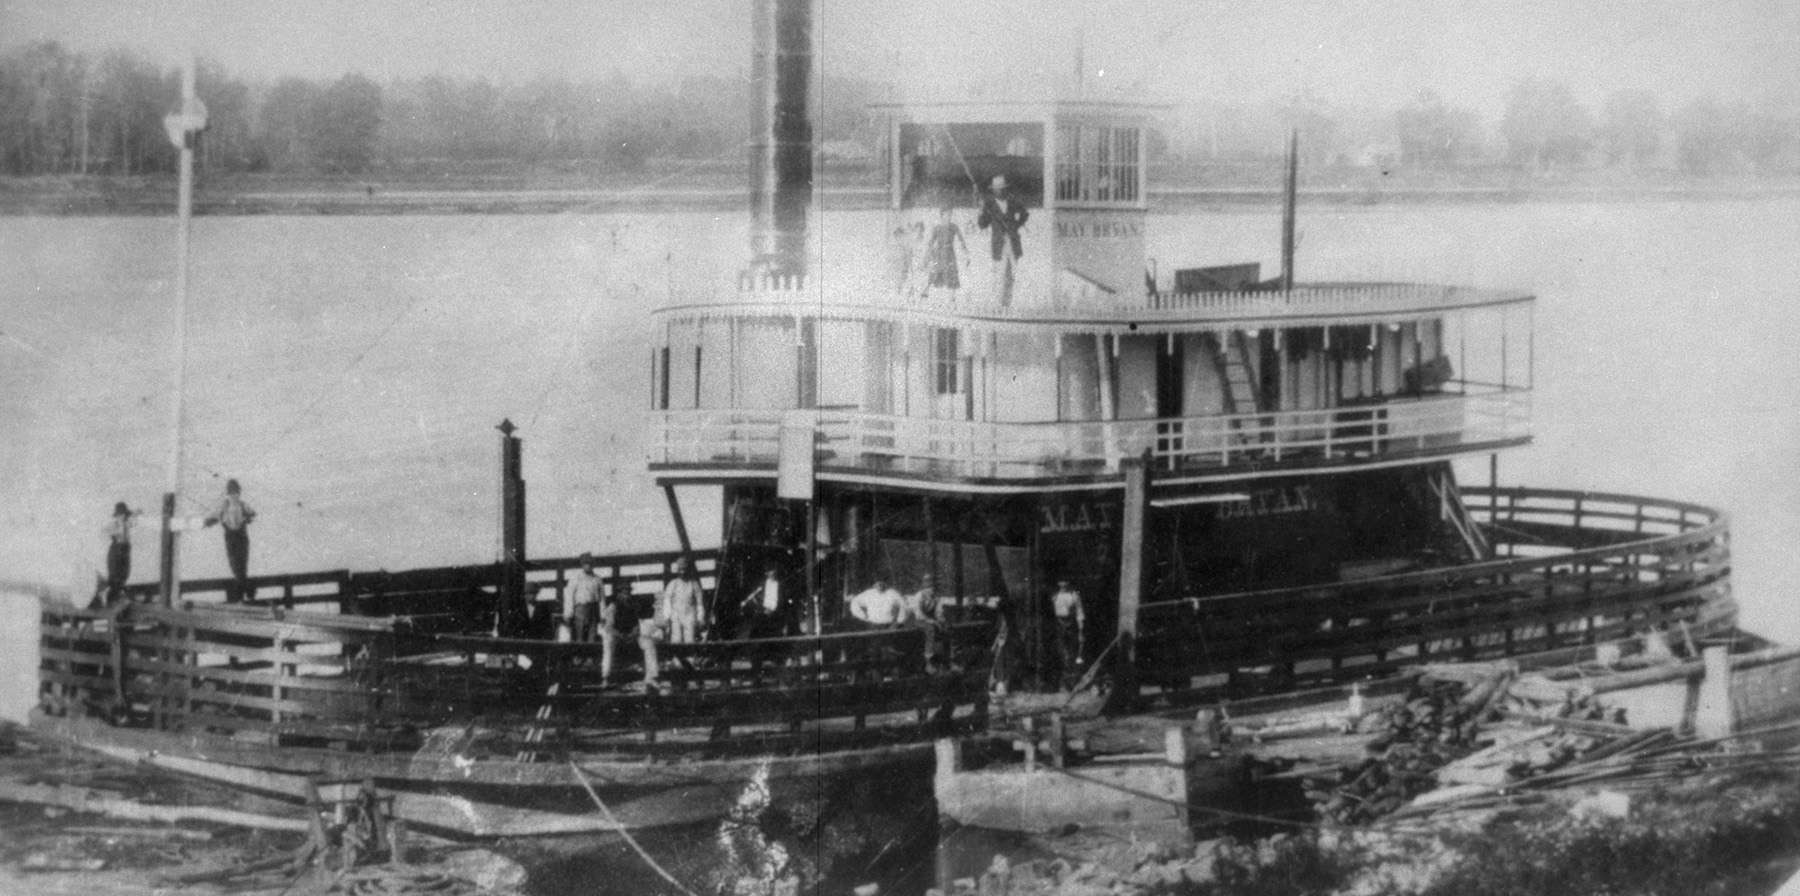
left=0, top=780, right=310, bottom=832
left=64, top=824, right=215, bottom=842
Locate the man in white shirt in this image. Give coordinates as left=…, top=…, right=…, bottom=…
left=737, top=562, right=789, bottom=639
left=658, top=557, right=705, bottom=644
left=204, top=478, right=256, bottom=603
left=848, top=578, right=905, bottom=627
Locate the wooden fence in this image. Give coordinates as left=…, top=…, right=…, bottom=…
left=1137, top=487, right=1732, bottom=693
left=43, top=546, right=991, bottom=761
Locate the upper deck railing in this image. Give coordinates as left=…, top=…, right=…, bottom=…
left=650, top=383, right=1530, bottom=484
left=654, top=277, right=1533, bottom=329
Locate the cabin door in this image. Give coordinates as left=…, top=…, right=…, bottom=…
left=1156, top=337, right=1184, bottom=454
left=930, top=328, right=972, bottom=421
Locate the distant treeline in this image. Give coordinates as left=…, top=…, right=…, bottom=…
left=4, top=39, right=1798, bottom=181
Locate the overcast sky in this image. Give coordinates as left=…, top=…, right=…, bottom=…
left=4, top=0, right=1798, bottom=114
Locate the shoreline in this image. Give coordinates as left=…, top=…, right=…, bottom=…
left=5, top=177, right=1800, bottom=216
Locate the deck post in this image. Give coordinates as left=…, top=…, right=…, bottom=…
left=1105, top=449, right=1151, bottom=715
left=1695, top=645, right=1735, bottom=739
left=157, top=492, right=177, bottom=606
left=498, top=420, right=526, bottom=634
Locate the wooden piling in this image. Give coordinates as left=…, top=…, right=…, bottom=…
left=1106, top=450, right=1151, bottom=715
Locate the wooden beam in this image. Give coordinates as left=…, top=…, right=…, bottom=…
left=662, top=484, right=693, bottom=555
left=1106, top=449, right=1151, bottom=715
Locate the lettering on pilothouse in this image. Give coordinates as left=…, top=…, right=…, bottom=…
left=1215, top=485, right=1321, bottom=521
left=1055, top=220, right=1144, bottom=239
left=1039, top=501, right=1117, bottom=534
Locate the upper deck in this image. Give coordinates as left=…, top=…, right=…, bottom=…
left=644, top=92, right=1535, bottom=491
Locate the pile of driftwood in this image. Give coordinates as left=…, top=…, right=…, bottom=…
left=1303, top=664, right=1692, bottom=825
left=0, top=724, right=516, bottom=894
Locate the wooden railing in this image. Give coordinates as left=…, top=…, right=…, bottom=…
left=118, top=549, right=723, bottom=616
left=41, top=546, right=991, bottom=760
left=650, top=385, right=1530, bottom=481
left=663, top=279, right=1532, bottom=325
left=1136, top=488, right=1732, bottom=694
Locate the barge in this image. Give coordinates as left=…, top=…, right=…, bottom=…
left=31, top=0, right=1736, bottom=837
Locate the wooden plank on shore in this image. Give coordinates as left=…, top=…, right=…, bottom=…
left=0, top=780, right=311, bottom=832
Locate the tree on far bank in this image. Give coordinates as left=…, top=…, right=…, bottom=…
left=255, top=77, right=320, bottom=171
left=1394, top=90, right=1481, bottom=169
left=196, top=59, right=255, bottom=174
left=1599, top=89, right=1662, bottom=170
left=1673, top=97, right=1737, bottom=176
left=313, top=73, right=382, bottom=174
left=1501, top=78, right=1592, bottom=170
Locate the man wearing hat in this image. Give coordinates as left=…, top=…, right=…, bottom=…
left=978, top=175, right=1029, bottom=305
left=565, top=553, right=604, bottom=643
left=102, top=501, right=135, bottom=604
left=1051, top=577, right=1086, bottom=688
left=977, top=175, right=1029, bottom=262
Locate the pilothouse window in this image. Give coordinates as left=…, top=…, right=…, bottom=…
left=898, top=122, right=1044, bottom=209
left=1056, top=125, right=1140, bottom=205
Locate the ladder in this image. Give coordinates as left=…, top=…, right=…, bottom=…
left=1211, top=331, right=1266, bottom=449
left=1217, top=331, right=1261, bottom=415
left=1428, top=465, right=1491, bottom=561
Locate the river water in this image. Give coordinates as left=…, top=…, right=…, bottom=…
left=0, top=198, right=1796, bottom=887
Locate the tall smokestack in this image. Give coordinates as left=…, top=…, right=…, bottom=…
left=1280, top=129, right=1297, bottom=291
left=749, top=0, right=814, bottom=279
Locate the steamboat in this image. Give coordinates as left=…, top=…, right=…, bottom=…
left=32, top=0, right=1735, bottom=837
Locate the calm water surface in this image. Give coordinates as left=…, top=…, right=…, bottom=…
left=2, top=200, right=1797, bottom=720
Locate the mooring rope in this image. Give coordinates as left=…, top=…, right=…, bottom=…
left=568, top=760, right=701, bottom=896
left=1039, top=761, right=1321, bottom=831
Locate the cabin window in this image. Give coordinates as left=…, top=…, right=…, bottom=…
left=1056, top=125, right=1140, bottom=205
left=932, top=328, right=960, bottom=395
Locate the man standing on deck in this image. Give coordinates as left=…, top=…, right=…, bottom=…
left=565, top=553, right=603, bottom=643
left=204, top=479, right=256, bottom=603
left=737, top=561, right=790, bottom=639
left=102, top=502, right=135, bottom=605
left=848, top=577, right=906, bottom=628
left=658, top=557, right=705, bottom=644
left=978, top=175, right=1029, bottom=305
left=597, top=578, right=629, bottom=685
left=1051, top=578, right=1086, bottom=688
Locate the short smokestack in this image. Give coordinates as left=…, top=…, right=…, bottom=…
left=748, top=0, right=813, bottom=279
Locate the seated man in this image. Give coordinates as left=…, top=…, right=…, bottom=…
left=903, top=574, right=945, bottom=666
left=637, top=589, right=669, bottom=690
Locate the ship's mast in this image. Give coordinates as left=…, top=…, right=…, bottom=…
left=158, top=57, right=206, bottom=606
